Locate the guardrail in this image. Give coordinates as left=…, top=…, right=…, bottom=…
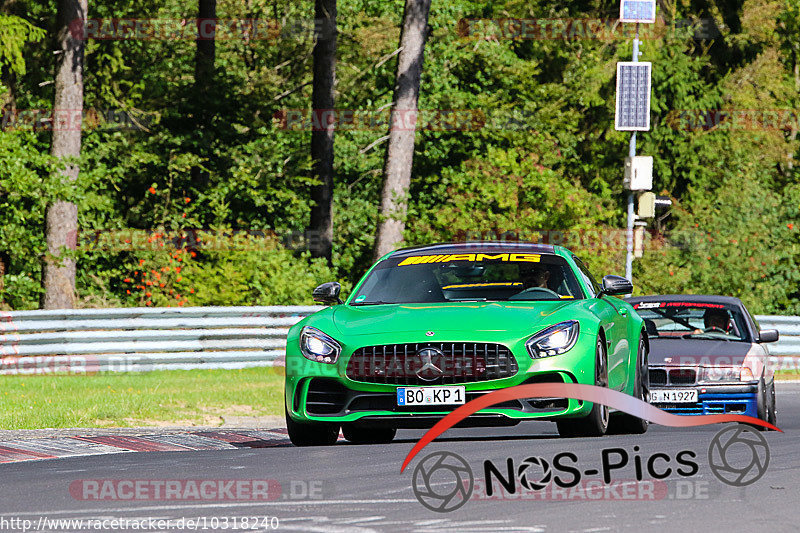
left=0, top=306, right=320, bottom=374
left=756, top=316, right=800, bottom=357
left=0, top=307, right=797, bottom=375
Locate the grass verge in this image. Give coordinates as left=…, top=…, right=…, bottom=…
left=0, top=367, right=285, bottom=430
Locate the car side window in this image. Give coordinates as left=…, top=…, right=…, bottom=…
left=572, top=256, right=600, bottom=298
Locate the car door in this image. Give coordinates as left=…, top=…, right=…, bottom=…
left=572, top=255, right=630, bottom=391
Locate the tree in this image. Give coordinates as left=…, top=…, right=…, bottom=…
left=195, top=0, right=216, bottom=86
left=43, top=0, right=87, bottom=309
left=372, top=0, right=431, bottom=260
left=308, top=0, right=337, bottom=263
left=192, top=0, right=216, bottom=190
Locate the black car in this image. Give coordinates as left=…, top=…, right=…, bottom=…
left=625, top=294, right=779, bottom=428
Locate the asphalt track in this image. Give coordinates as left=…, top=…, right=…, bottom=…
left=1, top=384, right=799, bottom=533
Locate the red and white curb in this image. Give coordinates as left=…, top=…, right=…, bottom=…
left=0, top=428, right=311, bottom=464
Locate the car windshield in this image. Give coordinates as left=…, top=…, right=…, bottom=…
left=351, top=251, right=585, bottom=304
left=633, top=302, right=749, bottom=342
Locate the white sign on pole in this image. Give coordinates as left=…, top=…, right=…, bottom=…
left=620, top=0, right=657, bottom=23
left=615, top=62, right=652, bottom=131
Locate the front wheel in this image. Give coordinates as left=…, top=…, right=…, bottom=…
left=758, top=378, right=778, bottom=431
left=609, top=335, right=649, bottom=435
left=767, top=379, right=777, bottom=428
left=756, top=377, right=768, bottom=432
left=557, top=336, right=609, bottom=438
left=285, top=407, right=339, bottom=446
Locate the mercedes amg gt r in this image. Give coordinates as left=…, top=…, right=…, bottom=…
left=285, top=242, right=650, bottom=445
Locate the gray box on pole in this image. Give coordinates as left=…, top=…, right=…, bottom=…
left=624, top=155, right=653, bottom=190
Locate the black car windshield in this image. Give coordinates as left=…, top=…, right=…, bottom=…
left=351, top=251, right=584, bottom=304
left=633, top=302, right=749, bottom=342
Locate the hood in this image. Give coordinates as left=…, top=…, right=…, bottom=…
left=331, top=300, right=578, bottom=337
left=649, top=338, right=758, bottom=366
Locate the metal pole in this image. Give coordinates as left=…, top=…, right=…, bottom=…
left=625, top=24, right=640, bottom=281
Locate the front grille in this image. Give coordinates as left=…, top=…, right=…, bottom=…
left=669, top=368, right=697, bottom=385
left=650, top=367, right=696, bottom=386
left=346, top=343, right=518, bottom=385
left=659, top=402, right=722, bottom=415
left=649, top=369, right=667, bottom=385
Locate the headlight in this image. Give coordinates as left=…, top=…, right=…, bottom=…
left=526, top=321, right=580, bottom=359
left=300, top=326, right=341, bottom=364
left=700, top=366, right=753, bottom=383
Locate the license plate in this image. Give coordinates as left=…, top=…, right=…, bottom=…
left=397, top=386, right=466, bottom=406
left=650, top=389, right=698, bottom=403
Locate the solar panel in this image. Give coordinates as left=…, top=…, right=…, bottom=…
left=620, top=0, right=656, bottom=23
left=615, top=62, right=651, bottom=131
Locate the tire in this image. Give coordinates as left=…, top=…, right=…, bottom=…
left=766, top=379, right=777, bottom=430
left=756, top=377, right=768, bottom=432
left=285, top=407, right=339, bottom=446
left=342, top=424, right=396, bottom=444
left=557, top=336, right=610, bottom=438
left=609, top=335, right=649, bottom=435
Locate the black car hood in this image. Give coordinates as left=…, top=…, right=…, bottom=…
left=648, top=338, right=755, bottom=366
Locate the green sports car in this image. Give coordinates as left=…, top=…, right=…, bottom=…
left=285, top=242, right=649, bottom=445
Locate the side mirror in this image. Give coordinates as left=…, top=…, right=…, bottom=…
left=758, top=329, right=779, bottom=343
left=312, top=282, right=342, bottom=305
left=598, top=275, right=633, bottom=297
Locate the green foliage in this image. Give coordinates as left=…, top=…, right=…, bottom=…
left=1, top=0, right=799, bottom=315
left=0, top=14, right=45, bottom=76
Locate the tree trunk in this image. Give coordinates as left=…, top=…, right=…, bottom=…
left=192, top=0, right=216, bottom=189
left=372, top=0, right=431, bottom=261
left=307, top=0, right=337, bottom=264
left=195, top=0, right=216, bottom=89
left=0, top=252, right=8, bottom=306
left=43, top=0, right=86, bottom=309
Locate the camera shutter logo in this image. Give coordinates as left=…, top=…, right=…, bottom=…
left=517, top=456, right=552, bottom=491
left=708, top=425, right=770, bottom=487
left=411, top=451, right=473, bottom=512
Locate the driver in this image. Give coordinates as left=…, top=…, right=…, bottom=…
left=691, top=308, right=729, bottom=334
left=520, top=265, right=550, bottom=290
left=703, top=308, right=730, bottom=332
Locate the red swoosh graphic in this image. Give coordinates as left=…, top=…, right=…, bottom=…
left=400, top=383, right=781, bottom=472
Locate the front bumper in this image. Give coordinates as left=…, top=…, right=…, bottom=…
left=650, top=383, right=759, bottom=417
left=285, top=333, right=603, bottom=426
left=288, top=375, right=585, bottom=427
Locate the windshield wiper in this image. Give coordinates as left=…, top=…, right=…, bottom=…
left=350, top=300, right=394, bottom=306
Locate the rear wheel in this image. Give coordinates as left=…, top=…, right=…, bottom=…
left=342, top=424, right=396, bottom=444
left=557, top=336, right=609, bottom=438
left=285, top=407, right=339, bottom=446
left=609, top=335, right=649, bottom=435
